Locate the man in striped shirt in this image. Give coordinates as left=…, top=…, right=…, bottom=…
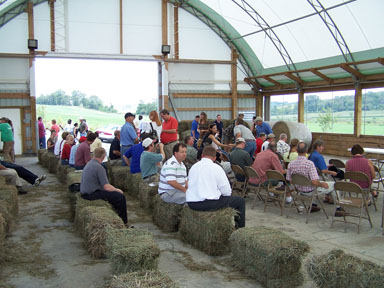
left=158, top=143, right=188, bottom=204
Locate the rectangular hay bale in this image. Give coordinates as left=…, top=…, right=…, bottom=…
left=38, top=149, right=48, bottom=164
left=229, top=226, right=310, bottom=288
left=41, top=151, right=51, bottom=168
left=0, top=201, right=12, bottom=233
left=307, top=249, right=384, bottom=288
left=0, top=214, right=5, bottom=257
left=106, top=228, right=160, bottom=275
left=57, top=164, right=75, bottom=184
left=152, top=194, right=182, bottom=232
left=110, top=166, right=132, bottom=193
left=47, top=153, right=60, bottom=173
left=128, top=173, right=142, bottom=198
left=179, top=206, right=237, bottom=256
left=105, top=270, right=179, bottom=288
left=0, top=185, right=18, bottom=216
left=138, top=182, right=158, bottom=211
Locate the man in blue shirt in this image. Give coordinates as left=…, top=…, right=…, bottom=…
left=190, top=115, right=200, bottom=147
left=214, top=114, right=224, bottom=141
left=120, top=112, right=138, bottom=165
left=123, top=142, right=144, bottom=174
left=254, top=116, right=273, bottom=137
left=309, top=139, right=337, bottom=178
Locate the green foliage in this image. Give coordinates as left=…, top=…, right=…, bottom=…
left=317, top=108, right=333, bottom=132
left=135, top=100, right=157, bottom=115
left=36, top=90, right=117, bottom=113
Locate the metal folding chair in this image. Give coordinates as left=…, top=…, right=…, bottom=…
left=316, top=167, right=326, bottom=182
left=288, top=173, right=328, bottom=223
left=372, top=165, right=384, bottom=194
left=331, top=181, right=373, bottom=234
left=344, top=171, right=377, bottom=211
left=244, top=166, right=267, bottom=208
left=264, top=170, right=293, bottom=216
left=231, top=164, right=247, bottom=197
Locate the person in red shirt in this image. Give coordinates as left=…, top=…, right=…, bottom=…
left=254, top=132, right=266, bottom=156
left=50, top=119, right=60, bottom=134
left=160, top=109, right=179, bottom=161
left=61, top=135, right=75, bottom=165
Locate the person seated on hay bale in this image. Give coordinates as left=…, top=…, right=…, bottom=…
left=234, top=118, right=256, bottom=158
left=90, top=131, right=103, bottom=153
left=1, top=160, right=46, bottom=188
left=75, top=133, right=96, bottom=170
left=217, top=153, right=236, bottom=186
left=261, top=133, right=276, bottom=152
left=54, top=132, right=69, bottom=157
left=69, top=136, right=87, bottom=168
left=123, top=141, right=144, bottom=174
left=229, top=138, right=253, bottom=182
left=186, top=146, right=246, bottom=228
left=61, top=134, right=75, bottom=166
left=254, top=116, right=273, bottom=138
left=277, top=133, right=290, bottom=156
left=158, top=143, right=188, bottom=205
left=0, top=163, right=28, bottom=194
left=140, top=138, right=165, bottom=183
left=184, top=136, right=198, bottom=170
left=254, top=132, right=266, bottom=157
left=46, top=129, right=57, bottom=154
left=287, top=142, right=345, bottom=216
left=80, top=147, right=128, bottom=224
left=109, top=130, right=122, bottom=161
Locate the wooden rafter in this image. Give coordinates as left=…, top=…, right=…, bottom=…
left=262, top=76, right=281, bottom=87
left=310, top=68, right=333, bottom=84
left=340, top=63, right=364, bottom=79
left=284, top=72, right=304, bottom=86
left=377, top=58, right=384, bottom=66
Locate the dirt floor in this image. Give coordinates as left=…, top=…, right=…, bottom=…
left=0, top=155, right=383, bottom=288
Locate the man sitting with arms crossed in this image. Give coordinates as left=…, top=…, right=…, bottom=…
left=158, top=143, right=188, bottom=204
left=80, top=147, right=128, bottom=224
left=186, top=146, right=246, bottom=228
left=140, top=138, right=165, bottom=183
left=287, top=142, right=344, bottom=216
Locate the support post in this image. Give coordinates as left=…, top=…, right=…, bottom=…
left=264, top=96, right=270, bottom=121
left=354, top=84, right=362, bottom=137
left=298, top=88, right=305, bottom=123
left=256, top=93, right=263, bottom=117
left=49, top=0, right=55, bottom=51
left=174, top=5, right=179, bottom=59
left=231, top=47, right=238, bottom=119
left=119, top=0, right=123, bottom=54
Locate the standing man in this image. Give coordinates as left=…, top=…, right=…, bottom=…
left=79, top=117, right=88, bottom=137
left=187, top=146, right=246, bottom=228
left=120, top=112, right=139, bottom=166
left=109, top=130, right=122, bottom=160
left=190, top=115, right=200, bottom=147
left=38, top=117, right=46, bottom=149
left=214, top=114, right=224, bottom=141
left=234, top=118, right=256, bottom=157
left=80, top=147, right=128, bottom=224
left=254, top=116, right=273, bottom=137
left=158, top=143, right=188, bottom=204
left=75, top=133, right=96, bottom=170
left=160, top=109, right=179, bottom=161
left=0, top=117, right=15, bottom=163
left=140, top=138, right=165, bottom=183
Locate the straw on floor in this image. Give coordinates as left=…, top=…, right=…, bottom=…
left=105, top=270, right=179, bottom=288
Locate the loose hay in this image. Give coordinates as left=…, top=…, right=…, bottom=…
left=57, top=164, right=75, bottom=184
left=0, top=184, right=18, bottom=216
left=138, top=182, right=158, bottom=211
left=80, top=206, right=125, bottom=258
left=105, top=270, right=178, bottom=288
left=307, top=249, right=384, bottom=288
left=74, top=194, right=112, bottom=231
left=110, top=166, right=131, bottom=193
left=229, top=226, right=310, bottom=288
left=152, top=194, right=182, bottom=232
left=106, top=228, right=160, bottom=275
left=179, top=206, right=237, bottom=256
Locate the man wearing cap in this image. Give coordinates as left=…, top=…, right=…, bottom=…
left=140, top=138, right=165, bottom=183
left=234, top=118, right=256, bottom=158
left=160, top=109, right=179, bottom=161
left=229, top=137, right=253, bottom=181
left=0, top=117, right=15, bottom=163
left=254, top=116, right=273, bottom=138
left=123, top=141, right=144, bottom=174
left=80, top=147, right=128, bottom=224
left=120, top=112, right=139, bottom=166
left=75, top=133, right=96, bottom=170
left=261, top=133, right=276, bottom=152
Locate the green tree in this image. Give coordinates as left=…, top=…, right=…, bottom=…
left=317, top=108, right=333, bottom=132
left=136, top=101, right=157, bottom=115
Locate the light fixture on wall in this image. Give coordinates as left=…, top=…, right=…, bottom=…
left=161, top=45, right=171, bottom=55
left=28, top=39, right=38, bottom=50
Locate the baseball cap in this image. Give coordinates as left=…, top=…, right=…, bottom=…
left=79, top=136, right=87, bottom=143
left=235, top=137, right=246, bottom=144
left=125, top=112, right=135, bottom=118
left=255, top=116, right=263, bottom=121
left=267, top=133, right=276, bottom=139
left=142, top=137, right=153, bottom=148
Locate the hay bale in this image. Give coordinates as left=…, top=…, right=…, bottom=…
left=128, top=173, right=142, bottom=198
left=57, top=164, right=75, bottom=184
left=229, top=226, right=310, bottom=288
left=0, top=184, right=18, bottom=216
left=106, top=228, right=160, bottom=275
left=41, top=151, right=51, bottom=168
left=0, top=201, right=12, bottom=233
left=66, top=171, right=83, bottom=221
left=66, top=170, right=83, bottom=187
left=47, top=153, right=59, bottom=173
left=74, top=194, right=112, bottom=231
left=0, top=214, right=5, bottom=256
left=106, top=159, right=122, bottom=183
left=38, top=149, right=48, bottom=164
left=152, top=194, right=182, bottom=232
left=138, top=182, right=158, bottom=211
left=105, top=270, right=179, bottom=288
left=79, top=206, right=125, bottom=258
left=110, top=166, right=132, bottom=192
left=307, top=249, right=384, bottom=288
left=179, top=206, right=237, bottom=256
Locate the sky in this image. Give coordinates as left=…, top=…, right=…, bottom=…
left=35, top=58, right=158, bottom=112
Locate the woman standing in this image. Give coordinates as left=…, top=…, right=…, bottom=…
left=147, top=110, right=162, bottom=143
left=197, top=112, right=209, bottom=148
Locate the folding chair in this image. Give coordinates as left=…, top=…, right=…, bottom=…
left=264, top=170, right=293, bottom=216
left=344, top=171, right=377, bottom=211
left=231, top=164, right=247, bottom=197
left=331, top=181, right=373, bottom=234
left=372, top=165, right=384, bottom=194
left=329, top=158, right=345, bottom=169
left=243, top=166, right=266, bottom=208
left=316, top=167, right=326, bottom=181
left=288, top=174, right=328, bottom=223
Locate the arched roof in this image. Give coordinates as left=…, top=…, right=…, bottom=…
left=1, top=0, right=383, bottom=89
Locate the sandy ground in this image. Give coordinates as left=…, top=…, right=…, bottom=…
left=0, top=155, right=383, bottom=288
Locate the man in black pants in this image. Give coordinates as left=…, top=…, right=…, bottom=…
left=0, top=160, right=46, bottom=186
left=186, top=146, right=246, bottom=228
left=80, top=147, right=128, bottom=224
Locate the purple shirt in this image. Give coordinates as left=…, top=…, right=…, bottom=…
left=75, top=141, right=91, bottom=167
left=346, top=155, right=373, bottom=188
left=38, top=121, right=45, bottom=138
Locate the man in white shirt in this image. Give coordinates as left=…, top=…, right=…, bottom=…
left=186, top=146, right=246, bottom=228
left=277, top=133, right=290, bottom=155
